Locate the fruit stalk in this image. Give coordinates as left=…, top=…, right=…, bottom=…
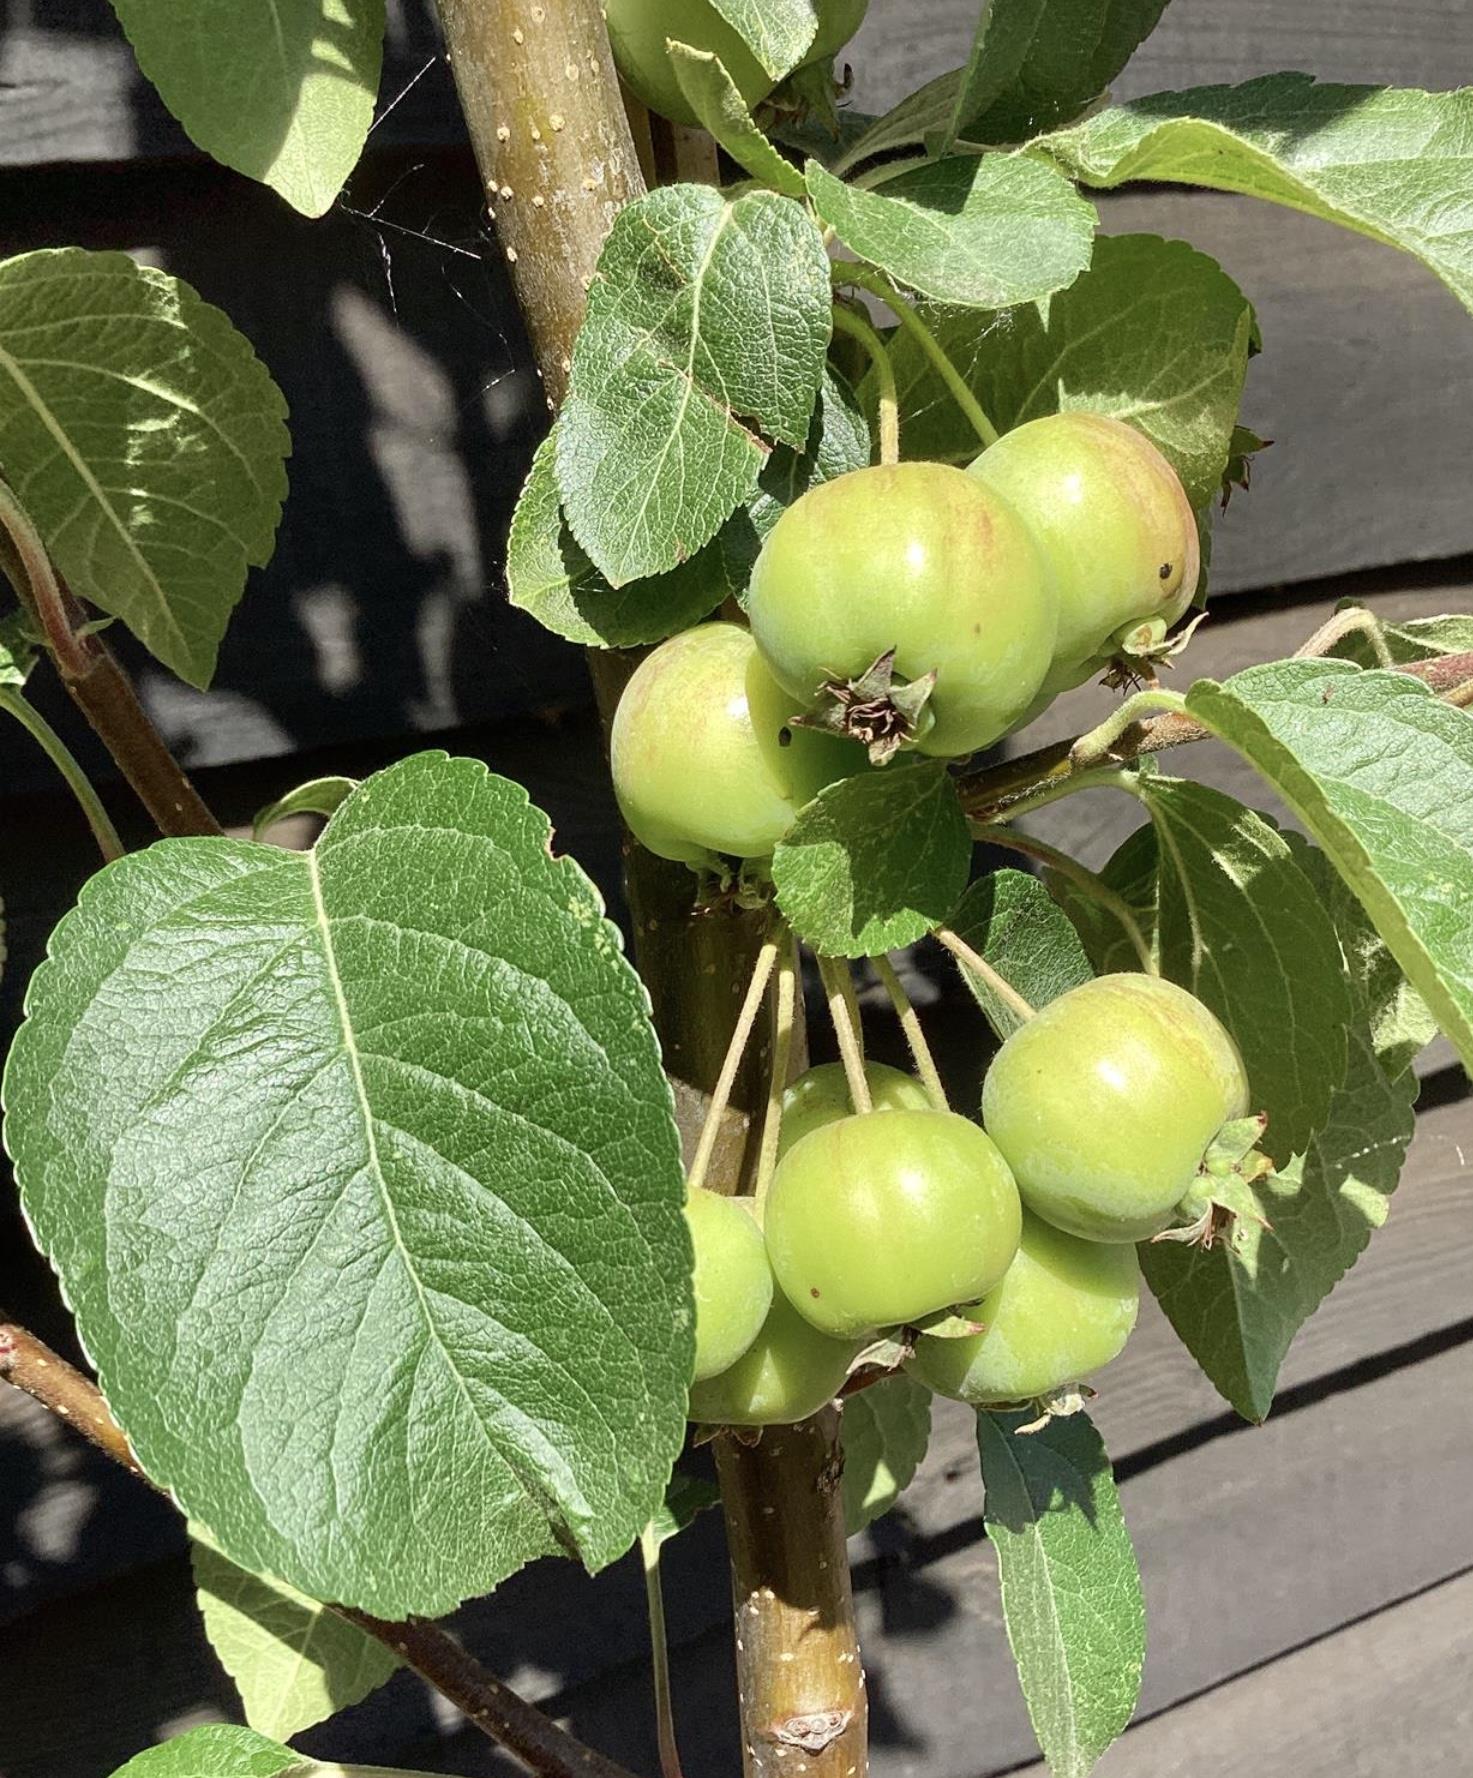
left=434, top=7, right=868, bottom=1774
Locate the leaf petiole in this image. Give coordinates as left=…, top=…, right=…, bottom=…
left=0, top=686, right=124, bottom=863
left=639, top=1523, right=686, bottom=1778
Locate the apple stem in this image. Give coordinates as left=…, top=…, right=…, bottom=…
left=972, top=826, right=1157, bottom=976
left=1294, top=603, right=1395, bottom=667
left=836, top=263, right=1001, bottom=450
left=873, top=953, right=950, bottom=1108
left=935, top=927, right=1038, bottom=1025
left=830, top=302, right=900, bottom=466
left=817, top=954, right=874, bottom=1111
left=686, top=933, right=782, bottom=1195
left=755, top=934, right=801, bottom=1208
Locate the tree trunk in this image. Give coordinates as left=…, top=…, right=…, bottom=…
left=433, top=6, right=868, bottom=1774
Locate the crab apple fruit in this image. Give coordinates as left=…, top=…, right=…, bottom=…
left=684, top=1187, right=774, bottom=1383
left=778, top=1060, right=933, bottom=1157
left=747, top=462, right=1056, bottom=759
left=605, top=0, right=870, bottom=130
left=981, top=973, right=1251, bottom=1244
left=968, top=412, right=1199, bottom=701
left=907, top=1212, right=1140, bottom=1405
left=686, top=1286, right=860, bottom=1426
left=610, top=621, right=863, bottom=868
left=764, top=1108, right=1022, bottom=1339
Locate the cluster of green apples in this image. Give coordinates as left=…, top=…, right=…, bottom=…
left=684, top=973, right=1250, bottom=1425
left=611, top=414, right=1199, bottom=874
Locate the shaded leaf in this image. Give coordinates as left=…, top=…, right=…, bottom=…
left=939, top=0, right=1173, bottom=152
left=5, top=754, right=691, bottom=1617
left=1137, top=777, right=1351, bottom=1162
left=842, top=1371, right=932, bottom=1533
left=647, top=1471, right=722, bottom=1548
left=979, top=1408, right=1144, bottom=1778
left=888, top=234, right=1255, bottom=505
left=809, top=156, right=1095, bottom=309
left=1050, top=824, right=1159, bottom=978
left=1140, top=838, right=1420, bottom=1421
left=720, top=367, right=872, bottom=596
left=252, top=776, right=357, bottom=843
left=0, top=611, right=37, bottom=687
left=0, top=248, right=289, bottom=687
left=1328, top=607, right=1473, bottom=669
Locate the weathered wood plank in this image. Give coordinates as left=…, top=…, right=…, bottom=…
left=846, top=0, right=1473, bottom=116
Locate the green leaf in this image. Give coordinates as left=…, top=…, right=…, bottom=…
left=978, top=1408, right=1144, bottom=1778
left=1137, top=777, right=1352, bottom=1162
left=810, top=156, right=1095, bottom=309
left=1040, top=75, right=1473, bottom=313
left=252, top=777, right=358, bottom=843
left=719, top=367, right=872, bottom=596
left=4, top=753, right=691, bottom=1617
left=110, top=1725, right=299, bottom=1777
left=888, top=234, right=1255, bottom=504
left=108, top=1, right=385, bottom=218
left=836, top=0, right=1170, bottom=169
left=0, top=611, right=37, bottom=687
left=842, top=1371, right=932, bottom=1533
left=191, top=1530, right=398, bottom=1741
left=1184, top=659, right=1473, bottom=1071
left=111, top=1723, right=456, bottom=1777
left=1287, top=834, right=1436, bottom=1077
left=1328, top=607, right=1473, bottom=669
left=938, top=0, right=1173, bottom=154
left=947, top=869, right=1093, bottom=1040
left=1050, top=825, right=1159, bottom=978
left=772, top=761, right=972, bottom=957
left=556, top=185, right=830, bottom=585
left=646, top=1471, right=722, bottom=1548
left=708, top=0, right=819, bottom=80
left=1140, top=839, right=1420, bottom=1422
left=507, top=433, right=728, bottom=647
left=670, top=47, right=807, bottom=196
left=0, top=249, right=289, bottom=688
